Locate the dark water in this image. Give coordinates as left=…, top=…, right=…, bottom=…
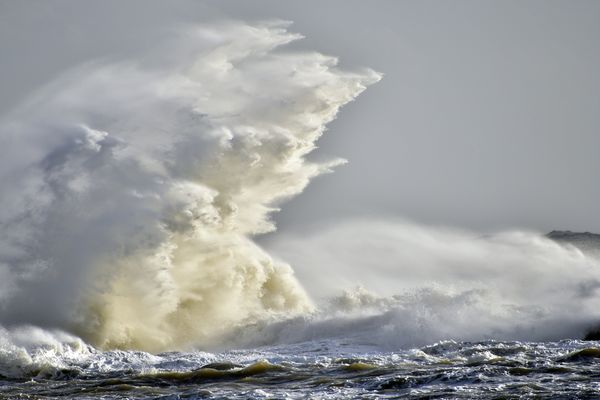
left=3, top=339, right=600, bottom=399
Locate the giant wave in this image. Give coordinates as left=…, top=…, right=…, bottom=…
left=0, top=21, right=379, bottom=352
left=1, top=21, right=600, bottom=368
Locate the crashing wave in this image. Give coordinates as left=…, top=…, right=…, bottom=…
left=0, top=21, right=380, bottom=352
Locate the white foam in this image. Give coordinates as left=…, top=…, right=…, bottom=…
left=263, top=220, right=600, bottom=347
left=0, top=21, right=380, bottom=352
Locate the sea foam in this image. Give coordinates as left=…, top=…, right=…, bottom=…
left=0, top=21, right=380, bottom=351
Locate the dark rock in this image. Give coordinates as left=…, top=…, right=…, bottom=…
left=547, top=230, right=600, bottom=257
left=584, top=328, right=600, bottom=341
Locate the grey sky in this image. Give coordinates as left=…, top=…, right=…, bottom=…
left=1, top=0, right=599, bottom=234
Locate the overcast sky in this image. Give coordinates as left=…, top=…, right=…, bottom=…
left=1, top=0, right=599, bottom=234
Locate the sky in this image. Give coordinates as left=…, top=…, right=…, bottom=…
left=1, top=0, right=599, bottom=235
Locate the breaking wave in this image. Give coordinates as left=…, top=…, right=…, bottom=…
left=1, top=19, right=599, bottom=366
left=262, top=220, right=600, bottom=347
left=0, top=21, right=380, bottom=352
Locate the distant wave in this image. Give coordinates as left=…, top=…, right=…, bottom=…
left=262, top=221, right=600, bottom=348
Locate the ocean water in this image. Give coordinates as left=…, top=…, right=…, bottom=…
left=2, top=335, right=600, bottom=399
left=4, top=228, right=600, bottom=399
left=2, top=21, right=600, bottom=399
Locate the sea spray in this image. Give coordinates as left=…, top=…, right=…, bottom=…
left=263, top=219, right=600, bottom=347
left=1, top=20, right=599, bottom=357
left=0, top=21, right=381, bottom=351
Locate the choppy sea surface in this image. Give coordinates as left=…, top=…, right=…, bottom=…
left=2, top=17, right=600, bottom=398
left=3, top=338, right=600, bottom=399
left=1, top=230, right=599, bottom=398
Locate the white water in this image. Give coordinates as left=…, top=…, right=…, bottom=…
left=0, top=20, right=599, bottom=365
left=0, top=21, right=379, bottom=352
left=262, top=220, right=600, bottom=347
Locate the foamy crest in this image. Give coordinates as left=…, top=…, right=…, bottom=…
left=0, top=326, right=91, bottom=379
left=0, top=21, right=380, bottom=351
left=264, top=220, right=600, bottom=347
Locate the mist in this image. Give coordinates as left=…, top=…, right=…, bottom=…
left=262, top=220, right=600, bottom=347
left=0, top=21, right=379, bottom=352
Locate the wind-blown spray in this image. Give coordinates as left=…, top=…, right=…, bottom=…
left=265, top=220, right=600, bottom=347
left=2, top=20, right=598, bottom=359
left=0, top=21, right=381, bottom=351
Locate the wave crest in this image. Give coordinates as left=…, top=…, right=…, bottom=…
left=0, top=21, right=380, bottom=351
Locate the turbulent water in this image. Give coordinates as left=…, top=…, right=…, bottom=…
left=2, top=231, right=600, bottom=398
left=3, top=330, right=600, bottom=399
left=2, top=21, right=600, bottom=398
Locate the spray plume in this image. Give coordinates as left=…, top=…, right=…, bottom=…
left=0, top=21, right=381, bottom=352
left=265, top=220, right=600, bottom=347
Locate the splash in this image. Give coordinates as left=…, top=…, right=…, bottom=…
left=0, top=21, right=381, bottom=352
left=3, top=20, right=597, bottom=357
left=263, top=220, right=600, bottom=347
